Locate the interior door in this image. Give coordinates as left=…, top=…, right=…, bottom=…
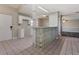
left=23, top=20, right=31, bottom=38
left=0, top=14, right=12, bottom=41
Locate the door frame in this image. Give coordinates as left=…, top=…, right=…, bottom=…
left=18, top=14, right=32, bottom=39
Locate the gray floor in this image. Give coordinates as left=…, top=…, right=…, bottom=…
left=19, top=37, right=79, bottom=55
left=0, top=36, right=79, bottom=55
left=18, top=38, right=64, bottom=55
left=60, top=37, right=79, bottom=55
left=0, top=37, right=34, bottom=55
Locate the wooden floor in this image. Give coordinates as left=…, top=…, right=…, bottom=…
left=19, top=36, right=79, bottom=55
left=0, top=37, right=34, bottom=55
left=60, top=36, right=79, bottom=55
left=18, top=37, right=64, bottom=55
left=0, top=36, right=79, bottom=55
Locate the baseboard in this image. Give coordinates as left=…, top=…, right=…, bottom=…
left=62, top=32, right=79, bottom=38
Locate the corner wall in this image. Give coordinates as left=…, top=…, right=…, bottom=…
left=0, top=5, right=18, bottom=39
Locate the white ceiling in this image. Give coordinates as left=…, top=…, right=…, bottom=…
left=6, top=4, right=79, bottom=15
left=33, top=4, right=79, bottom=15
left=63, top=14, right=79, bottom=20
left=33, top=4, right=79, bottom=19
left=4, top=4, right=79, bottom=19
left=18, top=4, right=32, bottom=16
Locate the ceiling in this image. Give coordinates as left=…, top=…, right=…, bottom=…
left=63, top=14, right=79, bottom=20
left=6, top=4, right=79, bottom=14
left=6, top=4, right=21, bottom=9
left=33, top=4, right=79, bottom=20
left=4, top=4, right=32, bottom=16
left=33, top=4, right=79, bottom=15
left=4, top=4, right=79, bottom=19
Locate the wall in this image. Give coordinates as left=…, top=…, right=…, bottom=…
left=36, top=12, right=59, bottom=27
left=0, top=5, right=18, bottom=39
left=49, top=12, right=58, bottom=27
left=38, top=16, right=49, bottom=27
left=62, top=20, right=79, bottom=32
left=49, top=12, right=62, bottom=36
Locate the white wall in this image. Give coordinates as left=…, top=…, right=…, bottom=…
left=49, top=12, right=58, bottom=27
left=0, top=5, right=18, bottom=39
left=0, top=14, right=12, bottom=41
left=48, top=12, right=62, bottom=36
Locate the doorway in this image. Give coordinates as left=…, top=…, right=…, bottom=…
left=18, top=15, right=32, bottom=39
left=23, top=19, right=31, bottom=38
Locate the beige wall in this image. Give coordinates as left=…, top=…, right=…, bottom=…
left=38, top=16, right=49, bottom=27
left=63, top=20, right=79, bottom=28
left=0, top=5, right=18, bottom=39
left=62, top=20, right=79, bottom=32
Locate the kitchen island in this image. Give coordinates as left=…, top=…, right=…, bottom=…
left=34, top=27, right=58, bottom=48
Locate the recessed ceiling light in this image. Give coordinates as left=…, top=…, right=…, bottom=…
left=42, top=15, right=47, bottom=17
left=62, top=20, right=68, bottom=23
